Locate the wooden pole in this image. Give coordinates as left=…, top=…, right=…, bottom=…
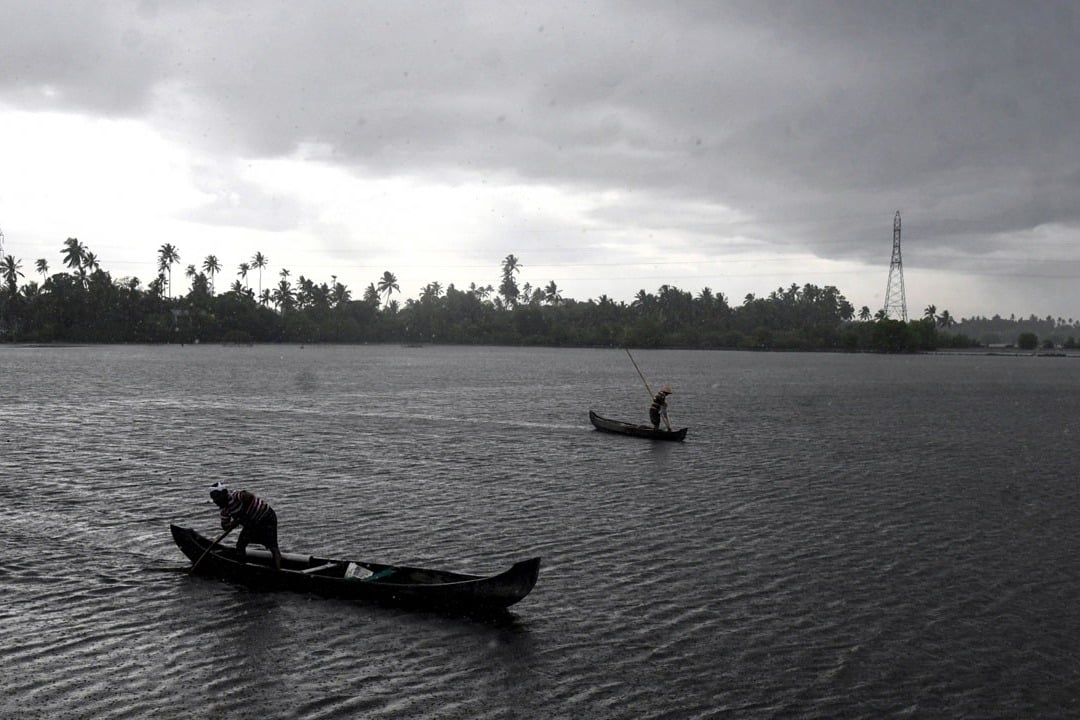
left=188, top=526, right=234, bottom=574
left=625, top=348, right=671, bottom=430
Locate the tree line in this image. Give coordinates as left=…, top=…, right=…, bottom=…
left=0, top=236, right=1065, bottom=351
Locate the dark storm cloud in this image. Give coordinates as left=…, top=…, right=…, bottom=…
left=2, top=0, right=1078, bottom=276
left=0, top=2, right=170, bottom=114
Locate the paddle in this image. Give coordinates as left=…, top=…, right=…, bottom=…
left=624, top=348, right=672, bottom=431
left=188, top=525, right=235, bottom=574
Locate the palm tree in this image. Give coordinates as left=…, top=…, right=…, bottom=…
left=83, top=251, right=99, bottom=273
left=62, top=237, right=84, bottom=271
left=295, top=275, right=314, bottom=309
left=271, top=277, right=294, bottom=313
left=859, top=305, right=872, bottom=321
left=544, top=280, right=561, bottom=306
left=696, top=287, right=715, bottom=316
left=251, top=252, right=268, bottom=297
left=238, top=262, right=250, bottom=288
left=499, top=254, right=521, bottom=307
left=157, top=243, right=180, bottom=298
left=938, top=309, right=954, bottom=329
left=62, top=237, right=87, bottom=286
left=330, top=278, right=351, bottom=307
left=633, top=289, right=656, bottom=311
left=35, top=258, right=49, bottom=281
left=202, top=254, right=221, bottom=295
left=2, top=254, right=23, bottom=296
left=363, top=282, right=380, bottom=305
left=377, top=271, right=399, bottom=308
left=185, top=264, right=198, bottom=281
left=924, top=304, right=938, bottom=324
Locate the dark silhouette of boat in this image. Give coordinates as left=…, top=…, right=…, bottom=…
left=171, top=525, right=540, bottom=613
left=589, top=410, right=688, bottom=442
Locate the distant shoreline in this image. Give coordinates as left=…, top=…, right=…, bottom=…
left=3, top=340, right=1078, bottom=359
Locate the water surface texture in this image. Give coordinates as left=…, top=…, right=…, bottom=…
left=2, top=345, right=1079, bottom=718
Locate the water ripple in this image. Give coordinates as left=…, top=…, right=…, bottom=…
left=3, top=346, right=1080, bottom=718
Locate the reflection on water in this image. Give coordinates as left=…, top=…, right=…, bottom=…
left=2, top=345, right=1080, bottom=718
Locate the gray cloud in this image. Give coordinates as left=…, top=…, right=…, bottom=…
left=2, top=0, right=1078, bottom=306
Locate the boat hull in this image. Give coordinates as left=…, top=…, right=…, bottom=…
left=589, top=410, right=688, bottom=441
left=171, top=525, right=540, bottom=613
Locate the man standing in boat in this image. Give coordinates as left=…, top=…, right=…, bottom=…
left=649, top=385, right=673, bottom=430
left=209, top=482, right=283, bottom=570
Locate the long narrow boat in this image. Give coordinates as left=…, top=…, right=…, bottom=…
left=171, top=525, right=540, bottom=613
left=589, top=409, right=688, bottom=442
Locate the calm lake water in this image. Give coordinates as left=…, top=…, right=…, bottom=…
left=2, top=344, right=1079, bottom=719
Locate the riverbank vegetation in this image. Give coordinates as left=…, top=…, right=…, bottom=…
left=0, top=238, right=1072, bottom=351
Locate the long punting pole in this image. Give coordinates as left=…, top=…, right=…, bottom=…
left=625, top=348, right=655, bottom=399
left=188, top=526, right=234, bottom=574
left=625, top=348, right=672, bottom=430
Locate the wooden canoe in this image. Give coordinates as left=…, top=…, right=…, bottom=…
left=171, top=525, right=540, bottom=613
left=589, top=409, right=688, bottom=442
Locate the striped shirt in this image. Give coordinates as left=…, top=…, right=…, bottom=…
left=650, top=391, right=669, bottom=415
left=220, top=490, right=274, bottom=530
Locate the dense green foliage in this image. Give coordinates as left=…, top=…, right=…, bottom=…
left=3, top=238, right=1062, bottom=352
left=1017, top=332, right=1039, bottom=350
left=951, top=314, right=1080, bottom=349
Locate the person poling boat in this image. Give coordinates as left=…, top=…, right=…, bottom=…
left=170, top=525, right=541, bottom=612
left=589, top=410, right=687, bottom=441
left=649, top=385, right=673, bottom=430
left=624, top=348, right=674, bottom=431
left=208, top=481, right=283, bottom=570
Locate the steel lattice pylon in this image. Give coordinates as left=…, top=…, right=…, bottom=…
left=882, top=211, right=907, bottom=321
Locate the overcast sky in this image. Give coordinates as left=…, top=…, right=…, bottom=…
left=1, top=1, right=1078, bottom=320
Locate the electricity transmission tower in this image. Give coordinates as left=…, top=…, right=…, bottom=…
left=882, top=211, right=907, bottom=321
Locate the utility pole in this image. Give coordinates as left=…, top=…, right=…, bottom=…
left=882, top=211, right=907, bottom=321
